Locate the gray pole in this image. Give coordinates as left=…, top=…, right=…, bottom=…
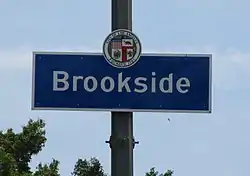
left=105, top=1, right=138, bottom=176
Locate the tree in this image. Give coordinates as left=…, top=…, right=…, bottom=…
left=0, top=118, right=173, bottom=175
left=71, top=158, right=107, bottom=176
left=0, top=147, right=18, bottom=176
left=0, top=119, right=108, bottom=176
left=0, top=119, right=59, bottom=176
left=33, top=159, right=60, bottom=176
left=145, top=167, right=173, bottom=176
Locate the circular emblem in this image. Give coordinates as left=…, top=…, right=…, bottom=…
left=103, top=29, right=142, bottom=68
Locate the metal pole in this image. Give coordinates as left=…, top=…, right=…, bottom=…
left=105, top=1, right=138, bottom=176
left=111, top=0, right=132, bottom=31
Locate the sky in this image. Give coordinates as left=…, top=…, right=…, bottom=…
left=1, top=0, right=250, bottom=175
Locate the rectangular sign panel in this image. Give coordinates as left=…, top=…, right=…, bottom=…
left=32, top=52, right=212, bottom=113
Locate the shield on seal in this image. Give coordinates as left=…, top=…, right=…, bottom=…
left=111, top=39, right=134, bottom=62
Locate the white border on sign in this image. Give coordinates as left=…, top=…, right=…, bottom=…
left=31, top=51, right=212, bottom=114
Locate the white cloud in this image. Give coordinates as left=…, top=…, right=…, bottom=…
left=0, top=46, right=249, bottom=90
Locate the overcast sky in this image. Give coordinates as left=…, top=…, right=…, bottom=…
left=1, top=0, right=250, bottom=176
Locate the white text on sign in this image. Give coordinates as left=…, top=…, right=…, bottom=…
left=53, top=71, right=190, bottom=94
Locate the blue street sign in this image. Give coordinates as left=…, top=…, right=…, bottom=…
left=32, top=52, right=212, bottom=113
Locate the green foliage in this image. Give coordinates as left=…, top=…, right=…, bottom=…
left=0, top=118, right=173, bottom=176
left=0, top=119, right=47, bottom=173
left=145, top=167, right=173, bottom=176
left=71, top=158, right=107, bottom=176
left=0, top=148, right=18, bottom=176
left=33, top=159, right=60, bottom=176
left=0, top=119, right=57, bottom=176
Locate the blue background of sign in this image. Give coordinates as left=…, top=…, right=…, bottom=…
left=32, top=52, right=211, bottom=112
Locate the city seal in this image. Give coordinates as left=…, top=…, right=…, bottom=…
left=103, top=29, right=142, bottom=68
